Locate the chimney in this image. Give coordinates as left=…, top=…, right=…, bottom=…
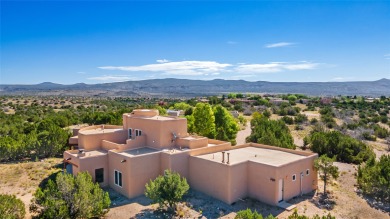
left=227, top=153, right=230, bottom=164
left=221, top=151, right=225, bottom=163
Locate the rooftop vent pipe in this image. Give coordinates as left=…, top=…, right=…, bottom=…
left=221, top=151, right=225, bottom=163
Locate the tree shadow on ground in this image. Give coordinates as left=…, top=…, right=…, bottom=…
left=106, top=188, right=152, bottom=208
left=356, top=191, right=390, bottom=214
left=183, top=189, right=285, bottom=218
left=133, top=208, right=176, bottom=219
left=309, top=192, right=336, bottom=211
left=37, top=169, right=62, bottom=189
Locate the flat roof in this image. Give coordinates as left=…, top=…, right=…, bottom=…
left=80, top=127, right=123, bottom=134
left=196, top=147, right=306, bottom=167
left=136, top=115, right=184, bottom=121
left=119, top=147, right=159, bottom=157
left=67, top=149, right=108, bottom=158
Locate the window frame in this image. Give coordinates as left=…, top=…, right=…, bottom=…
left=135, top=129, right=142, bottom=137
left=306, top=169, right=310, bottom=176
left=114, top=170, right=122, bottom=187
left=128, top=128, right=132, bottom=139
left=292, top=174, right=296, bottom=181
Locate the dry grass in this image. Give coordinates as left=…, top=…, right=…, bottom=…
left=0, top=158, right=63, bottom=218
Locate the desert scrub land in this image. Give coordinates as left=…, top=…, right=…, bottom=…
left=0, top=158, right=63, bottom=218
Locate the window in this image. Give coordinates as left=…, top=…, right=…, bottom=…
left=292, top=174, right=296, bottom=181
left=135, top=129, right=142, bottom=137
left=114, top=170, right=122, bottom=187
left=95, top=168, right=104, bottom=183
left=306, top=169, right=310, bottom=175
left=128, top=129, right=132, bottom=139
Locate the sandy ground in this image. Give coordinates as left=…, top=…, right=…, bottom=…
left=0, top=158, right=63, bottom=218
left=236, top=122, right=251, bottom=145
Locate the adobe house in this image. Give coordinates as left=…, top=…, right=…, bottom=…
left=64, top=109, right=318, bottom=206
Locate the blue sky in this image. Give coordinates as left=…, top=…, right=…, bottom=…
left=1, top=1, right=389, bottom=84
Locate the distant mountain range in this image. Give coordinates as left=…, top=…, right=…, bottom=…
left=1, top=78, right=390, bottom=97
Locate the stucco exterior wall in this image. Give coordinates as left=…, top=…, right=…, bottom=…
left=161, top=151, right=191, bottom=179
left=78, top=130, right=127, bottom=150
left=228, top=162, right=248, bottom=204
left=188, top=156, right=230, bottom=203
left=108, top=151, right=131, bottom=197
left=78, top=155, right=109, bottom=187
left=126, top=152, right=161, bottom=198
left=275, top=155, right=318, bottom=202
left=176, top=137, right=208, bottom=149
left=63, top=151, right=109, bottom=186
left=247, top=162, right=278, bottom=205
left=123, top=116, right=187, bottom=149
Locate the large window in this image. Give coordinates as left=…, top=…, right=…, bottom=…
left=114, top=170, right=122, bottom=187
left=95, top=168, right=104, bottom=183
left=128, top=129, right=132, bottom=139
left=135, top=129, right=142, bottom=137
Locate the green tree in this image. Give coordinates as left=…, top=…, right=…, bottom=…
left=30, top=172, right=110, bottom=219
left=193, top=103, right=216, bottom=138
left=357, top=155, right=390, bottom=203
left=228, top=93, right=237, bottom=99
left=213, top=105, right=240, bottom=145
left=170, top=102, right=192, bottom=111
left=145, top=170, right=189, bottom=211
left=246, top=114, right=295, bottom=149
left=288, top=95, right=298, bottom=103
left=0, top=194, right=26, bottom=219
left=309, top=130, right=374, bottom=164
left=186, top=114, right=195, bottom=133
left=314, top=155, right=339, bottom=195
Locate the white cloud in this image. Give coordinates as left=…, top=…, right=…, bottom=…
left=265, top=42, right=296, bottom=48
left=77, top=71, right=87, bottom=74
left=99, top=60, right=232, bottom=76
left=98, top=60, right=320, bottom=77
left=87, top=75, right=136, bottom=82
left=235, top=61, right=319, bottom=73
left=156, top=59, right=169, bottom=63
left=385, top=54, right=390, bottom=60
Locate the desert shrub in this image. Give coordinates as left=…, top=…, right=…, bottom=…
left=380, top=116, right=388, bottom=123
left=235, top=208, right=276, bottom=219
left=307, top=130, right=374, bottom=164
left=262, top=109, right=271, bottom=118
left=0, top=194, right=26, bottom=219
left=295, top=113, right=308, bottom=124
left=373, top=125, right=389, bottom=138
left=282, top=116, right=294, bottom=125
left=288, top=209, right=336, bottom=219
left=30, top=172, right=110, bottom=218
left=362, top=132, right=376, bottom=141
left=145, top=170, right=189, bottom=211
left=357, top=155, right=390, bottom=203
